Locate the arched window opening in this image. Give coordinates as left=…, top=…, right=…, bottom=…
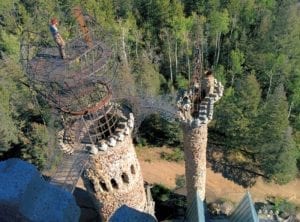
left=121, top=173, right=129, bottom=184
left=130, top=165, right=136, bottom=175
left=111, top=178, right=119, bottom=189
left=100, top=181, right=108, bottom=192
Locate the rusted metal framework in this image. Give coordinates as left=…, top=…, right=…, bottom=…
left=20, top=22, right=121, bottom=142
left=20, top=26, right=116, bottom=113
left=20, top=20, right=123, bottom=191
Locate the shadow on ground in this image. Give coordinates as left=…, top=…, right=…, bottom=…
left=151, top=184, right=186, bottom=221
left=73, top=187, right=101, bottom=222
left=207, top=138, right=258, bottom=188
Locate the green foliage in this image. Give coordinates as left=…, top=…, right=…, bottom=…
left=229, top=49, right=245, bottom=84
left=151, top=184, right=171, bottom=202
left=267, top=196, right=297, bottom=215
left=160, top=148, right=184, bottom=162
left=21, top=123, right=49, bottom=170
left=208, top=9, right=230, bottom=36
left=139, top=114, right=183, bottom=147
left=0, top=0, right=299, bottom=183
left=0, top=61, right=21, bottom=154
left=214, top=74, right=261, bottom=149
left=136, top=137, right=148, bottom=147
left=175, top=74, right=189, bottom=89
left=255, top=85, right=298, bottom=183
left=151, top=183, right=187, bottom=220
left=0, top=31, right=20, bottom=59
left=132, top=54, right=162, bottom=96
left=0, top=57, right=52, bottom=170
left=257, top=85, right=289, bottom=145
left=175, top=174, right=186, bottom=189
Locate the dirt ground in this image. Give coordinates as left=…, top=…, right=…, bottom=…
left=137, top=147, right=300, bottom=205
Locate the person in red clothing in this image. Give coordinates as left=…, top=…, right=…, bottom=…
left=49, top=18, right=66, bottom=59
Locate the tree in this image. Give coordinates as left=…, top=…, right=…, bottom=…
left=21, top=123, right=49, bottom=169
left=139, top=114, right=182, bottom=147
left=229, top=49, right=245, bottom=85
left=271, top=127, right=298, bottom=184
left=255, top=85, right=298, bottom=183
left=0, top=60, right=21, bottom=155
left=207, top=9, right=230, bottom=65
left=132, top=52, right=162, bottom=96
left=214, top=74, right=261, bottom=150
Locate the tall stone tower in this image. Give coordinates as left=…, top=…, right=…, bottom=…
left=177, top=76, right=224, bottom=205
left=82, top=111, right=153, bottom=220
left=59, top=89, right=155, bottom=220
left=20, top=12, right=155, bottom=221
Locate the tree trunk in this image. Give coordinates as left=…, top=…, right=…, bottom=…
left=214, top=33, right=218, bottom=65
left=187, top=55, right=191, bottom=83
left=135, top=31, right=140, bottom=59
left=175, top=40, right=178, bottom=77
left=266, top=72, right=273, bottom=100
left=121, top=27, right=128, bottom=66
left=167, top=33, right=173, bottom=83
left=231, top=72, right=235, bottom=86
left=186, top=39, right=191, bottom=84
left=288, top=102, right=293, bottom=118
left=229, top=14, right=237, bottom=39
left=216, top=32, right=221, bottom=66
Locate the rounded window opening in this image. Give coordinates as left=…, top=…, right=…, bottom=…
left=100, top=180, right=108, bottom=192
left=130, top=165, right=136, bottom=175
left=111, top=178, right=119, bottom=189
left=121, top=173, right=129, bottom=184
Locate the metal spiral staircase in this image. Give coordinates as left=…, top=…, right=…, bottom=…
left=20, top=15, right=120, bottom=192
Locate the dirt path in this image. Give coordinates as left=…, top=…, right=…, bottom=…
left=137, top=147, right=300, bottom=205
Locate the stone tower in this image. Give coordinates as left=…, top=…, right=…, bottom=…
left=20, top=13, right=155, bottom=221
left=177, top=77, right=224, bottom=205
left=60, top=93, right=155, bottom=220
left=83, top=112, right=152, bottom=220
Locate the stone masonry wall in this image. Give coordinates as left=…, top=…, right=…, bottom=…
left=84, top=134, right=147, bottom=221
left=182, top=121, right=208, bottom=205
left=177, top=78, right=223, bottom=206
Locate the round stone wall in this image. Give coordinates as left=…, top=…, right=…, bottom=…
left=182, top=123, right=208, bottom=205
left=84, top=134, right=146, bottom=220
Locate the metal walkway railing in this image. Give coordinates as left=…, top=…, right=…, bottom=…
left=49, top=149, right=90, bottom=193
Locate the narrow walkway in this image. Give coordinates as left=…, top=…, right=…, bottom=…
left=50, top=147, right=89, bottom=193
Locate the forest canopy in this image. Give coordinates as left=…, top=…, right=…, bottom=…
left=0, top=0, right=299, bottom=184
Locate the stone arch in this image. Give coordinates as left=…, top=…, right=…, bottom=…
left=121, top=172, right=129, bottom=184
left=110, top=178, right=119, bottom=189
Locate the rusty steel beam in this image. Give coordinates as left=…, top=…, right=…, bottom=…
left=72, top=6, right=93, bottom=48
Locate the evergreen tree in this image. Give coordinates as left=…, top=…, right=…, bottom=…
left=256, top=85, right=297, bottom=183
left=214, top=74, right=261, bottom=150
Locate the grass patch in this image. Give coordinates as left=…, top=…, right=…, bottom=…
left=160, top=148, right=184, bottom=162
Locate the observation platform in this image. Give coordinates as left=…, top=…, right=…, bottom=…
left=21, top=28, right=116, bottom=115
left=27, top=41, right=111, bottom=84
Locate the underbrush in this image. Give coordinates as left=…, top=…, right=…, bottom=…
left=160, top=148, right=184, bottom=162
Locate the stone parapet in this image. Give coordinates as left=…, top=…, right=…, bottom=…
left=177, top=79, right=224, bottom=126
left=84, top=133, right=147, bottom=221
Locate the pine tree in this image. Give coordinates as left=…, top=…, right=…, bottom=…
left=256, top=85, right=298, bottom=183
left=214, top=74, right=261, bottom=150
